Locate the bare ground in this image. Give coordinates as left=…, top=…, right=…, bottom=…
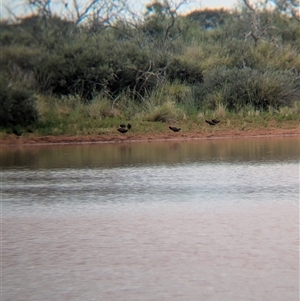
left=1, top=127, right=299, bottom=146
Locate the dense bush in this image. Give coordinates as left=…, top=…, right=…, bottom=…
left=1, top=0, right=300, bottom=118
left=194, top=67, right=300, bottom=110
left=0, top=16, right=78, bottom=48
left=186, top=8, right=230, bottom=29
left=32, top=35, right=204, bottom=100
left=0, top=78, right=38, bottom=128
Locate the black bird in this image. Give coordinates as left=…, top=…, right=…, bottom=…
left=169, top=126, right=181, bottom=132
left=117, top=127, right=128, bottom=134
left=127, top=123, right=132, bottom=130
left=205, top=120, right=216, bottom=126
left=211, top=119, right=220, bottom=124
left=119, top=124, right=126, bottom=128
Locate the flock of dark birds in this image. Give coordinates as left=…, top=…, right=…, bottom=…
left=117, top=119, right=220, bottom=134
left=11, top=119, right=221, bottom=137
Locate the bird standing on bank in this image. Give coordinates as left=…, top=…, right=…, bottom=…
left=117, top=127, right=128, bottom=133
left=117, top=123, right=132, bottom=134
left=169, top=126, right=181, bottom=132
left=205, top=119, right=220, bottom=126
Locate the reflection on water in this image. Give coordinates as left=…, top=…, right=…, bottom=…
left=1, top=136, right=299, bottom=169
left=1, top=137, right=299, bottom=301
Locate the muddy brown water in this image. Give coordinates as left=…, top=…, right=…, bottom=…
left=1, top=137, right=299, bottom=301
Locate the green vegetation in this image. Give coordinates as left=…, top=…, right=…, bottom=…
left=1, top=0, right=299, bottom=137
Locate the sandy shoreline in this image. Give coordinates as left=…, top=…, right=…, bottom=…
left=1, top=127, right=299, bottom=146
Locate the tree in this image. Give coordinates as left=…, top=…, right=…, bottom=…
left=186, top=8, right=230, bottom=29
left=143, top=0, right=189, bottom=41
left=242, top=0, right=300, bottom=21
left=26, top=0, right=129, bottom=25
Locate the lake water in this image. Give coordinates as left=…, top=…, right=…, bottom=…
left=1, top=137, right=299, bottom=301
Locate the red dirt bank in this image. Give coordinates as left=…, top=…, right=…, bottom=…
left=1, top=128, right=299, bottom=146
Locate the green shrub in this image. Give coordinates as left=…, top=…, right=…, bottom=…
left=33, top=37, right=158, bottom=100
left=195, top=67, right=300, bottom=111
left=144, top=100, right=185, bottom=122
left=1, top=6, right=300, bottom=117
left=186, top=8, right=230, bottom=30
left=32, top=35, right=203, bottom=101
left=1, top=46, right=41, bottom=71
left=167, top=57, right=203, bottom=84
left=0, top=78, right=39, bottom=128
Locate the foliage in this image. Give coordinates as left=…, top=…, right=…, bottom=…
left=186, top=8, right=230, bottom=29
left=0, top=77, right=39, bottom=128
left=1, top=0, right=300, bottom=135
left=144, top=100, right=185, bottom=122
left=195, top=67, right=300, bottom=111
